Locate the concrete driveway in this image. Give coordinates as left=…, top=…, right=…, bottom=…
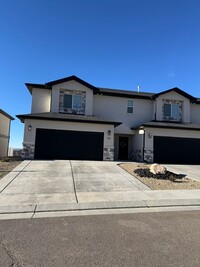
left=1, top=160, right=200, bottom=219
left=164, top=164, right=200, bottom=181
left=0, top=160, right=150, bottom=208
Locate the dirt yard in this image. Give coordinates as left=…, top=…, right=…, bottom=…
left=0, top=160, right=22, bottom=180
left=119, top=162, right=200, bottom=190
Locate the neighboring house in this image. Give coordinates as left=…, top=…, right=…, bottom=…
left=13, top=148, right=23, bottom=157
left=8, top=148, right=23, bottom=157
left=0, top=109, right=14, bottom=158
left=17, top=75, right=200, bottom=164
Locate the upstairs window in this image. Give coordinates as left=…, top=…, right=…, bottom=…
left=64, top=94, right=82, bottom=110
left=127, top=100, right=133, bottom=113
left=64, top=94, right=72, bottom=109
left=163, top=101, right=182, bottom=121
left=73, top=95, right=82, bottom=109
left=59, top=89, right=86, bottom=114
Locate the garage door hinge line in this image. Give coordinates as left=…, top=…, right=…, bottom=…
left=70, top=161, right=78, bottom=203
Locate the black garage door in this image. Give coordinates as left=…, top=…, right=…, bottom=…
left=154, top=136, right=200, bottom=164
left=34, top=129, right=104, bottom=160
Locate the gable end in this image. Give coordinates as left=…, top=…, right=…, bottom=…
left=152, top=87, right=196, bottom=102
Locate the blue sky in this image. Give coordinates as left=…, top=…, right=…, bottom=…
left=1, top=0, right=200, bottom=148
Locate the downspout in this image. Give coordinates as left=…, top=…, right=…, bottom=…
left=7, top=119, right=12, bottom=157
left=50, top=87, right=53, bottom=112
left=143, top=128, right=145, bottom=162
left=154, top=100, right=157, bottom=121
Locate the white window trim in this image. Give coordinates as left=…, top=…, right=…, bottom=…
left=72, top=94, right=82, bottom=110
left=64, top=93, right=83, bottom=110
left=163, top=101, right=181, bottom=121
left=127, top=99, right=133, bottom=113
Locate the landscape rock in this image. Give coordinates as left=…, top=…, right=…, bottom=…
left=134, top=168, right=186, bottom=181
left=150, top=164, right=167, bottom=175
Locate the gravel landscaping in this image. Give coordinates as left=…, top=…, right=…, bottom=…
left=119, top=163, right=200, bottom=190
left=0, top=159, right=22, bottom=180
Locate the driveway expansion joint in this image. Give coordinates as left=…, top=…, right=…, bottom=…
left=117, top=166, right=150, bottom=190
left=69, top=160, right=78, bottom=203
left=0, top=161, right=32, bottom=193
left=31, top=205, right=37, bottom=218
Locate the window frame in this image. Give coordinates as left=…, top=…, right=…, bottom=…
left=63, top=93, right=83, bottom=110
left=127, top=99, right=133, bottom=114
left=73, top=94, right=82, bottom=109
left=163, top=102, right=180, bottom=121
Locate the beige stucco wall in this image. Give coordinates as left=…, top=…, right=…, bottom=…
left=132, top=131, right=144, bottom=161
left=0, top=137, right=9, bottom=158
left=51, top=80, right=93, bottom=115
left=31, top=88, right=51, bottom=113
left=0, top=113, right=10, bottom=136
left=93, top=95, right=154, bottom=134
left=0, top=113, right=11, bottom=158
left=155, top=91, right=190, bottom=123
left=190, top=104, right=200, bottom=123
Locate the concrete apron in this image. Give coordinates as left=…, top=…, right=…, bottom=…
left=0, top=160, right=200, bottom=219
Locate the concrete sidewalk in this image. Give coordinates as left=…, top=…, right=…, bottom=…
left=0, top=160, right=200, bottom=220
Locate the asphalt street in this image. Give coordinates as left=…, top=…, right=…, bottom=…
left=0, top=210, right=200, bottom=267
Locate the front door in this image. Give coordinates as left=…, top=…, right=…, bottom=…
left=118, top=137, right=129, bottom=160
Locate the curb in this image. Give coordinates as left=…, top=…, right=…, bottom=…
left=1, top=199, right=200, bottom=215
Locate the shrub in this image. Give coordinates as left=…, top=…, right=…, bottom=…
left=134, top=168, right=186, bottom=182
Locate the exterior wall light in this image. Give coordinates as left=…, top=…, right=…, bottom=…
left=108, top=130, right=111, bottom=136
left=139, top=129, right=145, bottom=135
left=148, top=133, right=152, bottom=138
left=28, top=125, right=32, bottom=131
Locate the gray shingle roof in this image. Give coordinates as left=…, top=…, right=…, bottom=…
left=97, top=88, right=153, bottom=99
left=16, top=112, right=122, bottom=127
left=24, top=75, right=200, bottom=103
left=141, top=121, right=200, bottom=131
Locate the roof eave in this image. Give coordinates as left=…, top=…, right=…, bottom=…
left=0, top=109, right=14, bottom=120
left=96, top=90, right=152, bottom=100
left=138, top=122, right=200, bottom=131
left=25, top=83, right=51, bottom=94
left=45, top=75, right=99, bottom=92
left=16, top=114, right=121, bottom=127
left=152, top=87, right=196, bottom=102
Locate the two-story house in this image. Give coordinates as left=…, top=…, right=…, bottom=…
left=17, top=75, right=200, bottom=164
left=0, top=109, right=14, bottom=158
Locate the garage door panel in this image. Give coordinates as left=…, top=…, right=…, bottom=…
left=154, top=136, right=200, bottom=164
left=34, top=129, right=104, bottom=160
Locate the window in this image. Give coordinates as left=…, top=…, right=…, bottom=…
left=63, top=94, right=82, bottom=110
left=163, top=103, right=180, bottom=120
left=73, top=95, right=82, bottom=109
left=64, top=95, right=72, bottom=109
left=127, top=100, right=133, bottom=113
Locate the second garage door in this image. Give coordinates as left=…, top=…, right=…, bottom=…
left=154, top=136, right=200, bottom=164
left=34, top=128, right=104, bottom=160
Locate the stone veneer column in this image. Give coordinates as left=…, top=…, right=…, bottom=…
left=22, top=144, right=115, bottom=161
left=144, top=149, right=153, bottom=163
left=103, top=147, right=114, bottom=161
left=22, top=144, right=35, bottom=159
